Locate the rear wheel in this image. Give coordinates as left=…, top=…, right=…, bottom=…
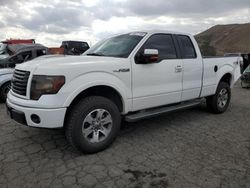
left=206, top=82, right=231, bottom=114
left=0, top=82, right=11, bottom=102
left=65, top=96, right=121, bottom=153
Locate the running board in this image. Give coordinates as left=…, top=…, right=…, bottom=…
left=125, top=100, right=201, bottom=122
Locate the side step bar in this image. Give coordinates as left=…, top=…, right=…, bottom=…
left=125, top=100, right=202, bottom=122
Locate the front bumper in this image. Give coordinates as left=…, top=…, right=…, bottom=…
left=6, top=98, right=67, bottom=128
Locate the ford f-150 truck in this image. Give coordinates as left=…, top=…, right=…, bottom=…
left=6, top=31, right=242, bottom=153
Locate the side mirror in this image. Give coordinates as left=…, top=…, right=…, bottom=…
left=136, top=49, right=159, bottom=64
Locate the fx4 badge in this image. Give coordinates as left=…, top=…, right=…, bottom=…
left=113, top=68, right=130, bottom=73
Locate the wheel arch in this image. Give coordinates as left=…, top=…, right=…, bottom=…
left=216, top=63, right=236, bottom=88
left=0, top=74, right=12, bottom=88
left=64, top=85, right=126, bottom=127
left=68, top=85, right=124, bottom=111
left=0, top=80, right=11, bottom=100
left=219, top=73, right=232, bottom=85
left=0, top=80, right=11, bottom=89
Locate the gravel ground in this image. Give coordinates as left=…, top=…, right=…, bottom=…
left=0, top=83, right=249, bottom=188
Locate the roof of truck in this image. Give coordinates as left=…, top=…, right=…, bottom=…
left=149, top=30, right=190, bottom=35
left=7, top=43, right=47, bottom=54
left=128, top=30, right=192, bottom=36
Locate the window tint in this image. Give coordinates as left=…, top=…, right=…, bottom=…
left=76, top=42, right=82, bottom=49
left=9, top=51, right=32, bottom=65
left=19, top=51, right=32, bottom=62
left=141, top=34, right=177, bottom=60
left=86, top=33, right=145, bottom=58
left=177, top=35, right=196, bottom=59
left=81, top=42, right=88, bottom=48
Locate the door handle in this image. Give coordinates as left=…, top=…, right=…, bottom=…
left=175, top=65, right=182, bottom=73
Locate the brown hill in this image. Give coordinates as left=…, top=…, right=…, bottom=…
left=195, top=23, right=250, bottom=56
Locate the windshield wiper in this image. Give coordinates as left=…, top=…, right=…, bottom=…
left=86, top=52, right=105, bottom=56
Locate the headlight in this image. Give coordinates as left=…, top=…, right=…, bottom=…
left=30, top=75, right=65, bottom=100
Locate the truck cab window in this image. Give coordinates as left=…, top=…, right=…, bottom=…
left=18, top=51, right=32, bottom=63
left=139, top=34, right=177, bottom=61
left=177, top=35, right=197, bottom=59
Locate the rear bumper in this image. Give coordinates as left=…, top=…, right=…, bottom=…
left=6, top=98, right=67, bottom=128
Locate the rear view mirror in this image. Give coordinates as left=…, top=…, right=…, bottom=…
left=136, top=49, right=159, bottom=64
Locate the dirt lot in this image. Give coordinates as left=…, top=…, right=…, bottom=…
left=0, top=84, right=249, bottom=188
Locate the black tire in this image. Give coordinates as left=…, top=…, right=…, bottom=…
left=206, top=82, right=231, bottom=114
left=65, top=96, right=121, bottom=154
left=0, top=82, right=11, bottom=102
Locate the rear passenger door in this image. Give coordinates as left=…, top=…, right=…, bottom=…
left=176, top=35, right=203, bottom=101
left=132, top=34, right=183, bottom=111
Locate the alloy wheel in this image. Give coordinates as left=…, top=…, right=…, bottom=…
left=82, top=109, right=113, bottom=143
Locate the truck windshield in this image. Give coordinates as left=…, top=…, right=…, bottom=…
left=85, top=32, right=146, bottom=58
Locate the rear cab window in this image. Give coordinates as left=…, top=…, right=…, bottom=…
left=177, top=35, right=197, bottom=59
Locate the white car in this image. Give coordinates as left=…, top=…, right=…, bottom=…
left=6, top=31, right=242, bottom=153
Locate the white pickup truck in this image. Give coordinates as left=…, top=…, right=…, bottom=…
left=6, top=31, right=242, bottom=153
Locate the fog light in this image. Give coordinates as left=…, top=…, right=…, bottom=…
left=31, top=114, right=41, bottom=124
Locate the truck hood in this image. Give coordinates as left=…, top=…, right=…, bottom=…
left=18, top=55, right=122, bottom=68
left=15, top=55, right=129, bottom=79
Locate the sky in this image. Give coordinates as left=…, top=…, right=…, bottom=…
left=0, top=0, right=249, bottom=47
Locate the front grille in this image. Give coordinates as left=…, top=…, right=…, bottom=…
left=11, top=69, right=30, bottom=96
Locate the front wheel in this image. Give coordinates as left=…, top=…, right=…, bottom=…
left=65, top=96, right=121, bottom=153
left=206, top=82, right=231, bottom=114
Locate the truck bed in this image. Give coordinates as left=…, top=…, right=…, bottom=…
left=201, top=56, right=242, bottom=97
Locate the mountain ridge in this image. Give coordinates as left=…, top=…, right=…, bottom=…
left=195, top=23, right=250, bottom=56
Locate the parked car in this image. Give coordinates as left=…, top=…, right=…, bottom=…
left=6, top=31, right=242, bottom=153
left=241, top=65, right=250, bottom=88
left=0, top=44, right=48, bottom=101
left=0, top=43, right=9, bottom=60
left=61, top=41, right=89, bottom=55
left=0, top=39, right=35, bottom=60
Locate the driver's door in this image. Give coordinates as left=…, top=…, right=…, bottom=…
left=131, top=34, right=183, bottom=111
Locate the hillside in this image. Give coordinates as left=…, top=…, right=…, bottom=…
left=195, top=23, right=250, bottom=56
